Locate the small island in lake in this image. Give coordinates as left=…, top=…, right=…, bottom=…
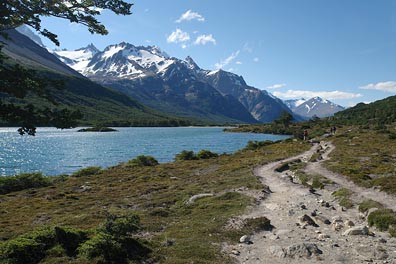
left=77, top=126, right=118, bottom=132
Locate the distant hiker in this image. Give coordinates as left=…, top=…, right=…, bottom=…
left=330, top=127, right=334, bottom=135
left=303, top=130, right=308, bottom=141
left=333, top=126, right=337, bottom=135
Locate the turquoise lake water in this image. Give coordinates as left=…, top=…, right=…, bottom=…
left=0, top=127, right=289, bottom=176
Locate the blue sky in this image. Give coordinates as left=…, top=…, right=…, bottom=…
left=40, top=0, right=396, bottom=107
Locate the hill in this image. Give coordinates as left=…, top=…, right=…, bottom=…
left=333, top=95, right=396, bottom=126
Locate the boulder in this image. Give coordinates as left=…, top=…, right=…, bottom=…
left=285, top=243, right=323, bottom=258
left=314, top=215, right=331, bottom=225
left=343, top=226, right=369, bottom=236
left=239, top=235, right=251, bottom=244
left=299, top=214, right=319, bottom=227
left=344, top=220, right=355, bottom=228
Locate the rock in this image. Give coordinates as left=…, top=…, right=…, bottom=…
left=378, top=238, right=387, bottom=244
left=331, top=220, right=344, bottom=231
left=74, top=185, right=92, bottom=193
left=269, top=245, right=286, bottom=258
left=314, top=215, right=331, bottom=225
left=288, top=209, right=295, bottom=216
left=311, top=210, right=317, bottom=217
left=343, top=226, right=369, bottom=236
left=300, top=204, right=307, bottom=210
left=299, top=214, right=319, bottom=227
left=231, top=250, right=240, bottom=256
left=239, top=235, right=251, bottom=244
left=318, top=234, right=330, bottom=240
left=284, top=243, right=323, bottom=258
left=344, top=220, right=355, bottom=228
left=332, top=215, right=342, bottom=222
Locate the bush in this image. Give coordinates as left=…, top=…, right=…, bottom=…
left=243, top=140, right=274, bottom=151
left=71, top=166, right=102, bottom=177
left=175, top=150, right=197, bottom=161
left=55, top=227, right=87, bottom=256
left=99, top=213, right=140, bottom=237
left=358, top=199, right=383, bottom=213
left=127, top=155, right=158, bottom=167
left=0, top=227, right=55, bottom=264
left=78, top=232, right=125, bottom=263
left=367, top=209, right=396, bottom=231
left=0, top=173, right=51, bottom=195
left=196, top=150, right=218, bottom=159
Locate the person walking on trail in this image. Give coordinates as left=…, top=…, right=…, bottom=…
left=332, top=126, right=336, bottom=135
left=303, top=130, right=308, bottom=141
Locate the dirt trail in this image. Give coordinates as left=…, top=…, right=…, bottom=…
left=226, top=141, right=396, bottom=264
left=305, top=142, right=396, bottom=211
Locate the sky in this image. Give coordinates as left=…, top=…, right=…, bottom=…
left=40, top=0, right=396, bottom=107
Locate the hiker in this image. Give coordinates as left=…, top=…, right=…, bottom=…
left=332, top=126, right=336, bottom=135
left=330, top=127, right=334, bottom=135
left=303, top=130, right=308, bottom=141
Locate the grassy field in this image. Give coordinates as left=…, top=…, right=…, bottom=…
left=0, top=139, right=310, bottom=263
left=324, top=126, right=396, bottom=194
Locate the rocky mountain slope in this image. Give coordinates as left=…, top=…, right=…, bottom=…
left=0, top=30, right=188, bottom=126
left=54, top=43, right=294, bottom=123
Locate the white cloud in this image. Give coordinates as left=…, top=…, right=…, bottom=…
left=167, top=29, right=190, bottom=43
left=236, top=61, right=242, bottom=65
left=273, top=90, right=363, bottom=100
left=176, top=10, right=205, bottom=23
left=194, top=34, right=216, bottom=45
left=214, top=50, right=240, bottom=69
left=181, top=44, right=187, bottom=49
left=359, top=81, right=396, bottom=93
left=253, top=57, right=259, bottom=62
left=267, top=83, right=286, bottom=89
left=243, top=42, right=253, bottom=53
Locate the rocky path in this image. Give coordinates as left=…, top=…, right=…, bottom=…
left=226, top=141, right=396, bottom=264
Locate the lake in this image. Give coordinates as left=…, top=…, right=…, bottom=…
left=0, top=127, right=289, bottom=176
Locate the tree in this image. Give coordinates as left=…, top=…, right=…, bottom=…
left=274, top=111, right=293, bottom=128
left=0, top=0, right=133, bottom=135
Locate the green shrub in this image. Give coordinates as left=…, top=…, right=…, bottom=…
left=71, top=167, right=102, bottom=177
left=99, top=213, right=140, bottom=237
left=78, top=232, right=125, bottom=263
left=243, top=140, right=274, bottom=150
left=127, top=155, right=158, bottom=167
left=367, top=209, right=396, bottom=231
left=175, top=150, right=197, bottom=161
left=358, top=199, right=383, bottom=213
left=196, top=149, right=218, bottom=159
left=0, top=227, right=55, bottom=264
left=54, top=227, right=88, bottom=256
left=0, top=173, right=51, bottom=195
left=311, top=176, right=324, bottom=189
left=332, top=188, right=354, bottom=208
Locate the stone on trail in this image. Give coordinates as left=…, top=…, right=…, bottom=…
left=269, top=243, right=323, bottom=259
left=344, top=220, right=355, bottom=228
left=343, top=226, right=369, bottom=236
left=239, top=235, right=251, bottom=244
left=299, top=214, right=319, bottom=227
left=314, top=215, right=331, bottom=225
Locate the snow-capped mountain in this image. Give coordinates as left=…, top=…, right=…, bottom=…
left=288, top=97, right=345, bottom=118
left=53, top=44, right=99, bottom=73
left=54, top=42, right=294, bottom=123
left=284, top=98, right=307, bottom=110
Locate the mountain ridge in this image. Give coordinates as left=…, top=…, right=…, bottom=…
left=54, top=42, right=295, bottom=123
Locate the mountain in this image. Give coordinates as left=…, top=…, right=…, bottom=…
left=0, top=29, right=189, bottom=126
left=284, top=98, right=307, bottom=110
left=53, top=44, right=99, bottom=72
left=55, top=42, right=293, bottom=123
left=16, top=25, right=45, bottom=47
left=54, top=42, right=257, bottom=123
left=285, top=97, right=345, bottom=118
